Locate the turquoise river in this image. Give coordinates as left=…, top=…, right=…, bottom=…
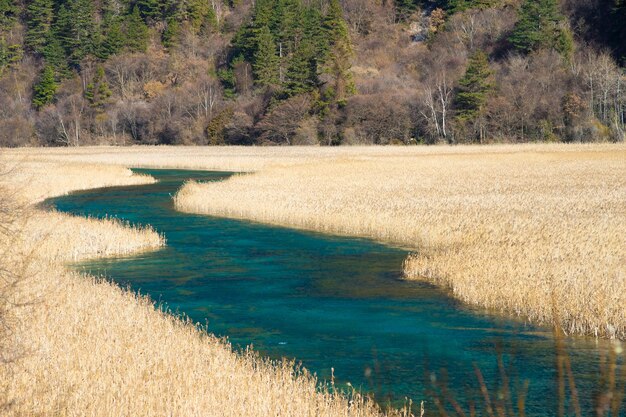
left=47, top=168, right=619, bottom=416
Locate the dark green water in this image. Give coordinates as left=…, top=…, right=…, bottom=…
left=47, top=169, right=616, bottom=415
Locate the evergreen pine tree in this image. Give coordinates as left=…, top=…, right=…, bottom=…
left=25, top=0, right=53, bottom=54
left=231, top=26, right=256, bottom=63
left=253, top=0, right=273, bottom=28
left=447, top=0, right=498, bottom=12
left=162, top=0, right=182, bottom=23
left=187, top=0, right=217, bottom=33
left=509, top=0, right=572, bottom=57
left=124, top=6, right=150, bottom=52
left=203, top=6, right=218, bottom=32
left=0, top=38, right=22, bottom=76
left=268, top=0, right=302, bottom=84
left=162, top=18, right=180, bottom=48
left=227, top=0, right=351, bottom=100
left=271, top=0, right=302, bottom=53
left=42, top=32, right=70, bottom=77
left=55, top=0, right=97, bottom=67
left=136, top=0, right=162, bottom=21
left=97, top=0, right=124, bottom=58
left=323, top=0, right=350, bottom=48
left=0, top=0, right=21, bottom=76
left=230, top=0, right=275, bottom=63
left=302, top=7, right=327, bottom=64
left=0, top=0, right=18, bottom=31
left=253, top=25, right=279, bottom=86
left=322, top=0, right=355, bottom=104
left=85, top=66, right=112, bottom=108
left=32, top=64, right=57, bottom=109
left=99, top=16, right=124, bottom=58
left=284, top=38, right=316, bottom=96
left=454, top=50, right=493, bottom=121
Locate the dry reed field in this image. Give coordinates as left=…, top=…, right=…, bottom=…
left=1, top=159, right=156, bottom=204
left=1, top=144, right=624, bottom=416
left=3, top=268, right=402, bottom=417
left=0, top=155, right=404, bottom=416
left=4, top=143, right=618, bottom=173
left=25, top=211, right=165, bottom=262
left=173, top=144, right=626, bottom=339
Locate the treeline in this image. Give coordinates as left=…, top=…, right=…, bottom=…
left=0, top=0, right=624, bottom=146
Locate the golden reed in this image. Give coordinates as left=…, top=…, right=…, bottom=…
left=0, top=155, right=405, bottom=416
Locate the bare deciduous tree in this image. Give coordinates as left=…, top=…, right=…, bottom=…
left=582, top=51, right=625, bottom=139
left=55, top=94, right=87, bottom=146
left=257, top=95, right=312, bottom=145
left=417, top=74, right=453, bottom=142
left=346, top=93, right=413, bottom=144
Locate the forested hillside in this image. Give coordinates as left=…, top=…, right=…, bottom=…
left=0, top=0, right=624, bottom=146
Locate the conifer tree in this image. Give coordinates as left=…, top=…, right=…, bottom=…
left=0, top=0, right=18, bottom=31
left=25, top=0, right=53, bottom=54
left=232, top=0, right=273, bottom=62
left=454, top=50, right=493, bottom=121
left=85, top=66, right=112, bottom=108
left=42, top=32, right=69, bottom=77
left=284, top=39, right=316, bottom=95
left=447, top=0, right=498, bottom=12
left=0, top=0, right=21, bottom=76
left=0, top=38, right=22, bottom=76
left=187, top=0, right=217, bottom=32
left=97, top=0, right=124, bottom=58
left=322, top=0, right=355, bottom=104
left=253, top=25, right=279, bottom=86
left=162, top=0, right=182, bottom=23
left=509, top=0, right=573, bottom=58
left=269, top=0, right=301, bottom=84
left=124, top=6, right=150, bottom=52
left=56, top=0, right=96, bottom=67
left=100, top=16, right=124, bottom=58
left=323, top=0, right=350, bottom=50
left=136, top=0, right=162, bottom=21
left=228, top=0, right=352, bottom=100
left=302, top=7, right=326, bottom=63
left=253, top=0, right=273, bottom=28
left=162, top=18, right=180, bottom=48
left=32, top=64, right=57, bottom=109
left=271, top=0, right=302, bottom=55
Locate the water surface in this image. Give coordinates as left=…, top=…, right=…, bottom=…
left=48, top=169, right=614, bottom=415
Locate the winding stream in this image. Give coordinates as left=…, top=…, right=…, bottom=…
left=48, top=169, right=612, bottom=415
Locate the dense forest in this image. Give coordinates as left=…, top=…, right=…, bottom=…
left=0, top=0, right=624, bottom=146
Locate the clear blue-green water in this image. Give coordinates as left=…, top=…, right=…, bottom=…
left=46, top=169, right=617, bottom=415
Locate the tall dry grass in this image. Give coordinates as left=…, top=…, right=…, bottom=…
left=3, top=143, right=622, bottom=173
left=0, top=156, right=405, bottom=417
left=4, top=267, right=406, bottom=416
left=173, top=145, right=626, bottom=339
left=3, top=160, right=156, bottom=204
left=24, top=211, right=165, bottom=262
left=0, top=158, right=164, bottom=263
left=2, top=144, right=624, bottom=416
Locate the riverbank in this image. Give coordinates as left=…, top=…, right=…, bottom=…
left=0, top=156, right=401, bottom=416
left=3, top=144, right=625, bottom=340
left=175, top=145, right=625, bottom=339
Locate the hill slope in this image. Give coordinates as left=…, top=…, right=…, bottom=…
left=0, top=0, right=624, bottom=146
